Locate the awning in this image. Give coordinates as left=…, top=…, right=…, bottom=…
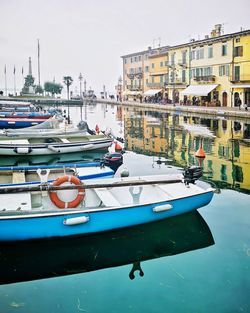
left=144, top=89, right=162, bottom=96
left=180, top=84, right=218, bottom=96
left=123, top=91, right=141, bottom=96
left=231, top=84, right=250, bottom=88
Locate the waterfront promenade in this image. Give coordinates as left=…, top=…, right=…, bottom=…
left=96, top=98, right=250, bottom=120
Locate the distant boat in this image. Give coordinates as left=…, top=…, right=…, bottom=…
left=0, top=210, right=214, bottom=285
left=0, top=167, right=214, bottom=242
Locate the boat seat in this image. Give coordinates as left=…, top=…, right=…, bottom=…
left=61, top=138, right=70, bottom=143
left=12, top=171, right=26, bottom=184
left=94, top=188, right=120, bottom=207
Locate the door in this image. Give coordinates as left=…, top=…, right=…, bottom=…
left=222, top=92, right=227, bottom=107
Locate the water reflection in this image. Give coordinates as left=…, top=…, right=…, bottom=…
left=123, top=106, right=250, bottom=193
left=0, top=210, right=214, bottom=285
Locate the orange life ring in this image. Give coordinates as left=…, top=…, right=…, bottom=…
left=49, top=175, right=85, bottom=209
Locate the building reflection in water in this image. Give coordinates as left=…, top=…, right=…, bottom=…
left=122, top=106, right=250, bottom=194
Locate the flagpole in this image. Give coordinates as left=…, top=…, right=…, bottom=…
left=37, top=39, right=41, bottom=86
left=22, top=66, right=24, bottom=85
left=13, top=65, right=16, bottom=96
left=4, top=65, right=7, bottom=97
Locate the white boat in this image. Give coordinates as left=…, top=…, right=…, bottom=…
left=0, top=132, right=113, bottom=156
left=0, top=117, right=79, bottom=138
left=0, top=167, right=215, bottom=242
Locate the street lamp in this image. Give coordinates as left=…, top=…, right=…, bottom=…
left=79, top=73, right=83, bottom=99
left=118, top=76, right=122, bottom=101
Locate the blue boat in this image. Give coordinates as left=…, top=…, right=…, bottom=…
left=0, top=117, right=50, bottom=128
left=0, top=167, right=215, bottom=242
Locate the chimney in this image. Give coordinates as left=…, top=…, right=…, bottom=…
left=215, top=24, right=222, bottom=37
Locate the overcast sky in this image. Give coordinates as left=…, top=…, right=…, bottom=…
left=0, top=0, right=249, bottom=96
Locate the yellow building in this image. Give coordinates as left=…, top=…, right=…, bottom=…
left=121, top=25, right=250, bottom=108
left=231, top=32, right=250, bottom=107
left=144, top=47, right=169, bottom=100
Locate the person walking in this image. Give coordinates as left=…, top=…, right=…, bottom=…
left=237, top=97, right=242, bottom=110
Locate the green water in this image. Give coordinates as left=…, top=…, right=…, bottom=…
left=0, top=103, right=249, bottom=312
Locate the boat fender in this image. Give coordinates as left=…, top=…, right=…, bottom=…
left=14, top=147, right=32, bottom=154
left=63, top=215, right=89, bottom=226
left=49, top=175, right=85, bottom=209
left=153, top=204, right=173, bottom=212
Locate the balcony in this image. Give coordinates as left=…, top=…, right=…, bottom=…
left=178, top=59, right=188, bottom=67
left=146, top=82, right=165, bottom=88
left=193, top=75, right=215, bottom=82
left=126, top=85, right=142, bottom=91
left=230, top=74, right=250, bottom=82
left=127, top=73, right=135, bottom=79
left=165, top=78, right=186, bottom=85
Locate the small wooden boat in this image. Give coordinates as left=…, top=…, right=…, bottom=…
left=0, top=210, right=214, bottom=284
left=0, top=162, right=114, bottom=188
left=0, top=167, right=215, bottom=242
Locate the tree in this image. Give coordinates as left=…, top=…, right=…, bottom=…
left=63, top=76, right=73, bottom=100
left=44, top=81, right=63, bottom=97
left=35, top=85, right=44, bottom=95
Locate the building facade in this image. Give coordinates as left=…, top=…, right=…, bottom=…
left=121, top=25, right=250, bottom=108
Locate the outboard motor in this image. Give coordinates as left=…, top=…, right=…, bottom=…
left=183, top=166, right=203, bottom=185
left=102, top=152, right=123, bottom=173
left=77, top=121, right=96, bottom=135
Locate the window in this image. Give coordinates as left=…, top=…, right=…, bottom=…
left=190, top=50, right=196, bottom=60
left=234, top=46, right=243, bottom=57
left=182, top=70, right=186, bottom=82
left=234, top=66, right=240, bottom=81
left=130, top=57, right=133, bottom=63
left=134, top=56, right=138, bottom=62
left=170, top=53, right=175, bottom=65
left=236, top=37, right=240, bottom=43
left=160, top=76, right=164, bottom=83
left=146, top=78, right=148, bottom=84
left=165, top=61, right=168, bottom=66
left=160, top=61, right=164, bottom=67
left=124, top=58, right=127, bottom=64
left=222, top=44, right=227, bottom=56
left=152, top=76, right=155, bottom=83
left=138, top=55, right=141, bottom=61
left=196, top=48, right=204, bottom=60
left=182, top=51, right=187, bottom=64
left=145, top=66, right=149, bottom=72
left=152, top=63, right=155, bottom=69
left=219, top=65, right=229, bottom=76
left=208, top=46, right=213, bottom=58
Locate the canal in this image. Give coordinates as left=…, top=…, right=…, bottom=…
left=0, top=101, right=249, bottom=313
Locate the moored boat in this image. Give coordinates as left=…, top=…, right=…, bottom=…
left=0, top=167, right=215, bottom=242
left=0, top=116, right=52, bottom=128
left=0, top=133, right=113, bottom=155
left=0, top=162, right=114, bottom=188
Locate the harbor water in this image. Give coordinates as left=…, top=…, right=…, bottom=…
left=0, top=101, right=249, bottom=313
